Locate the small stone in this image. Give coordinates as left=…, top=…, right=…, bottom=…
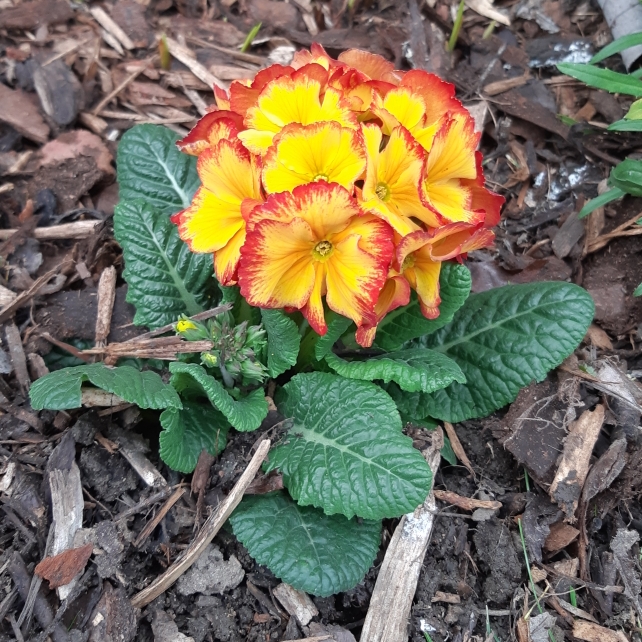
left=177, top=544, right=244, bottom=596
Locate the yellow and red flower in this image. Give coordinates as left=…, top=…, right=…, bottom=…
left=238, top=182, right=393, bottom=337
left=172, top=44, right=504, bottom=347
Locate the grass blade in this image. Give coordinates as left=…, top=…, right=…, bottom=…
left=557, top=63, right=642, bottom=97
left=591, top=32, right=642, bottom=64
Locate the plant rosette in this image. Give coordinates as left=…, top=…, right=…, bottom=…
left=30, top=45, right=595, bottom=599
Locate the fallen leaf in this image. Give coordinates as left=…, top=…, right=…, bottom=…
left=573, top=620, right=629, bottom=642
left=35, top=543, right=93, bottom=588
left=544, top=522, right=580, bottom=552
left=39, top=130, right=114, bottom=176
left=584, top=325, right=613, bottom=350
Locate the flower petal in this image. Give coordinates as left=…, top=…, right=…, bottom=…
left=325, top=216, right=393, bottom=329
left=262, top=122, right=366, bottom=194
left=239, top=217, right=316, bottom=309
left=399, top=70, right=466, bottom=126
left=177, top=111, right=244, bottom=156
left=214, top=227, right=245, bottom=285
left=229, top=64, right=293, bottom=116
left=337, top=49, right=399, bottom=83
left=301, top=262, right=328, bottom=335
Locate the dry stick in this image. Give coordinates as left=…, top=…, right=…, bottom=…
left=123, top=303, right=232, bottom=341
left=115, top=487, right=174, bottom=521
left=443, top=421, right=475, bottom=477
left=89, top=6, right=135, bottom=50
left=0, top=261, right=72, bottom=324
left=433, top=490, right=501, bottom=511
left=5, top=322, right=30, bottom=392
left=130, top=439, right=271, bottom=608
left=133, top=486, right=185, bottom=548
left=163, top=36, right=225, bottom=90
left=0, top=221, right=99, bottom=241
left=360, top=430, right=443, bottom=642
left=94, top=266, right=117, bottom=348
left=92, top=59, right=154, bottom=115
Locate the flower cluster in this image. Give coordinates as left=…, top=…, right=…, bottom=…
left=172, top=44, right=503, bottom=347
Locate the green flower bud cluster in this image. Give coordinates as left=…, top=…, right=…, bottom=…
left=175, top=312, right=268, bottom=386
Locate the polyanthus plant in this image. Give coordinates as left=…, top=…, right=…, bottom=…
left=30, top=45, right=595, bottom=598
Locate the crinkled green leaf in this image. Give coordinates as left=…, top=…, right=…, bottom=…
left=261, top=309, right=300, bottom=378
left=29, top=363, right=182, bottom=411
left=169, top=362, right=268, bottom=432
left=114, top=200, right=213, bottom=329
left=557, top=63, right=642, bottom=96
left=229, top=491, right=381, bottom=597
left=268, top=372, right=432, bottom=520
left=374, top=263, right=471, bottom=351
left=159, top=402, right=229, bottom=473
left=314, top=315, right=353, bottom=360
left=117, top=124, right=199, bottom=215
left=324, top=348, right=465, bottom=393
left=392, top=282, right=594, bottom=423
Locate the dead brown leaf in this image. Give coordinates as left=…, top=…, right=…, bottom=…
left=573, top=620, right=629, bottom=642
left=544, top=522, right=580, bottom=552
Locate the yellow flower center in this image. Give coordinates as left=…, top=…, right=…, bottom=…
left=401, top=253, right=415, bottom=272
left=313, top=173, right=329, bottom=182
left=313, top=240, right=334, bottom=261
left=375, top=182, right=390, bottom=201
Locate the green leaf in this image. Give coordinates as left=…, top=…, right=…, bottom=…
left=395, top=282, right=594, bottom=423
left=610, top=159, right=642, bottom=197
left=578, top=187, right=625, bottom=218
left=324, top=349, right=465, bottom=393
left=625, top=98, right=642, bottom=120
left=374, top=263, right=471, bottom=351
left=261, top=310, right=301, bottom=378
left=229, top=491, right=381, bottom=597
left=441, top=436, right=457, bottom=465
left=608, top=119, right=642, bottom=132
left=268, top=372, right=432, bottom=520
left=117, top=124, right=199, bottom=215
left=590, top=32, right=642, bottom=64
left=634, top=282, right=642, bottom=297
left=169, top=362, right=268, bottom=432
left=114, top=200, right=213, bottom=329
left=29, top=363, right=182, bottom=411
left=159, top=402, right=229, bottom=473
left=556, top=63, right=642, bottom=97
left=314, top=314, right=353, bottom=360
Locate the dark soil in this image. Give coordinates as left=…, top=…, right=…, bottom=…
left=2, top=0, right=642, bottom=640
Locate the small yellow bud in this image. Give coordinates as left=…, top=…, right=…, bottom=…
left=176, top=319, right=198, bottom=333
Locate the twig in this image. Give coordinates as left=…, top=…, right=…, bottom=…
left=81, top=337, right=214, bottom=360
left=133, top=486, right=185, bottom=547
left=163, top=36, right=225, bottom=90
left=433, top=490, right=501, bottom=511
left=0, top=221, right=99, bottom=241
left=115, top=487, right=174, bottom=521
left=92, top=59, right=155, bottom=115
left=5, top=322, right=30, bottom=393
left=123, top=303, right=232, bottom=341
left=443, top=422, right=475, bottom=477
left=89, top=6, right=135, bottom=50
left=360, top=430, right=443, bottom=642
left=130, top=439, right=271, bottom=608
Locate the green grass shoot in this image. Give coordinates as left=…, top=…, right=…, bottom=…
left=448, top=0, right=466, bottom=52
left=241, top=23, right=262, bottom=53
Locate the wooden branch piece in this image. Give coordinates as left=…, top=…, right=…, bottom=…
left=360, top=430, right=443, bottom=642
left=94, top=266, right=117, bottom=348
left=89, top=6, right=135, bottom=50
left=130, top=439, right=271, bottom=608
left=163, top=36, right=225, bottom=90
left=273, top=583, right=319, bottom=626
left=433, top=490, right=501, bottom=511
left=133, top=486, right=185, bottom=547
left=0, top=221, right=99, bottom=241
left=443, top=422, right=475, bottom=477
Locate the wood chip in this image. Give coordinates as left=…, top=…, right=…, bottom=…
left=163, top=36, right=225, bottom=90
left=95, top=266, right=117, bottom=348
left=431, top=591, right=460, bottom=604
left=360, top=430, right=443, bottom=642
left=130, top=439, right=271, bottom=608
left=484, top=73, right=530, bottom=96
left=5, top=322, right=30, bottom=393
left=443, top=422, right=475, bottom=477
left=433, top=490, right=501, bottom=511
left=550, top=405, right=605, bottom=520
left=573, top=621, right=629, bottom=642
left=0, top=84, right=49, bottom=144
left=89, top=6, right=135, bottom=50
left=34, top=544, right=93, bottom=590
left=544, top=522, right=580, bottom=552
left=273, top=583, right=319, bottom=626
